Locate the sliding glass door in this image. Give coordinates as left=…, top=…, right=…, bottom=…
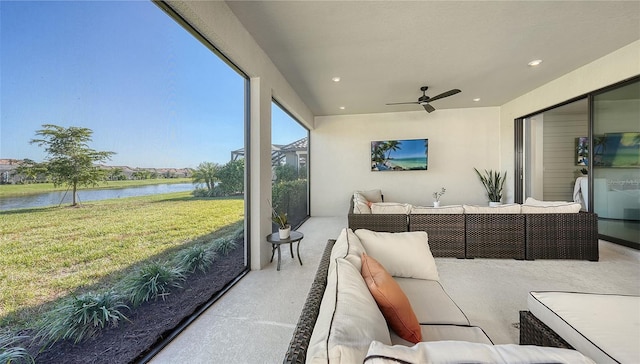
left=592, top=79, right=640, bottom=248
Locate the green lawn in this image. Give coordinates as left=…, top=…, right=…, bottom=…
left=0, top=178, right=193, bottom=198
left=0, top=192, right=244, bottom=328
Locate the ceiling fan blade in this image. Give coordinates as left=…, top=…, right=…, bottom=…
left=423, top=103, right=436, bottom=113
left=427, top=89, right=461, bottom=103
left=386, top=101, right=420, bottom=105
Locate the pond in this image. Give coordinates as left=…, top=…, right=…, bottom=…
left=0, top=183, right=195, bottom=211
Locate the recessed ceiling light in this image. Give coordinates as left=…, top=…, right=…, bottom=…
left=473, top=98, right=481, bottom=102
left=339, top=106, right=345, bottom=110
left=332, top=76, right=341, bottom=82
left=528, top=59, right=543, bottom=67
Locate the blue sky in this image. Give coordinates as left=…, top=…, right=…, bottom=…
left=1, top=1, right=307, bottom=168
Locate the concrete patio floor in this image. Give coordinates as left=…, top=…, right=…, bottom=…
left=150, top=216, right=640, bottom=364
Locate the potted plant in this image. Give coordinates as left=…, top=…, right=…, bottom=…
left=474, top=168, right=506, bottom=206
left=271, top=206, right=291, bottom=239
left=432, top=187, right=446, bottom=207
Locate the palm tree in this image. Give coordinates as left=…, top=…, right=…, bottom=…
left=192, top=162, right=220, bottom=191
left=384, top=140, right=402, bottom=162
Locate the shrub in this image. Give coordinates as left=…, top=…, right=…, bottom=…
left=211, top=237, right=238, bottom=256
left=0, top=335, right=34, bottom=364
left=272, top=179, right=308, bottom=228
left=121, top=262, right=186, bottom=307
left=192, top=186, right=224, bottom=197
left=175, top=246, right=216, bottom=274
left=37, top=291, right=128, bottom=345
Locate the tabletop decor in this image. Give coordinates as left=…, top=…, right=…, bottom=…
left=271, top=204, right=291, bottom=239
left=432, top=187, right=446, bottom=207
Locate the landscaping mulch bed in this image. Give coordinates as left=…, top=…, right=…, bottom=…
left=22, top=246, right=246, bottom=364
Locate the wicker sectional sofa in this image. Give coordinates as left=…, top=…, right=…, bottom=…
left=348, top=198, right=599, bottom=261
left=284, top=229, right=596, bottom=364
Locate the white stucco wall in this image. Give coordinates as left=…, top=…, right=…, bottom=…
left=311, top=107, right=501, bottom=216
left=500, top=40, right=640, bottom=202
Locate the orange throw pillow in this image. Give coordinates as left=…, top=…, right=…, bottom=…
left=361, top=252, right=422, bottom=343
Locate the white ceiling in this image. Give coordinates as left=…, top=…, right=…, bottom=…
left=226, top=1, right=640, bottom=117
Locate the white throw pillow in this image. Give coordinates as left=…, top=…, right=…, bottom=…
left=364, top=340, right=596, bottom=364
left=354, top=229, right=439, bottom=281
left=410, top=205, right=464, bottom=214
left=521, top=203, right=582, bottom=214
left=307, top=258, right=391, bottom=364
left=463, top=204, right=522, bottom=214
left=370, top=202, right=412, bottom=214
left=330, top=228, right=367, bottom=271
left=357, top=189, right=383, bottom=203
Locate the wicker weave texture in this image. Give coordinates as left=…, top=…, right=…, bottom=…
left=525, top=212, right=598, bottom=261
left=466, top=214, right=525, bottom=259
left=348, top=213, right=409, bottom=232
left=409, top=214, right=466, bottom=258
left=283, top=239, right=335, bottom=364
left=519, top=311, right=574, bottom=349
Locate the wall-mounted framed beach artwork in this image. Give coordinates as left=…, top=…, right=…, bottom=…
left=593, top=132, right=640, bottom=168
left=371, top=139, right=428, bottom=171
left=576, top=137, right=588, bottom=166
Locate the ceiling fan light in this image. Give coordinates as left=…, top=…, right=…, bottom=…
left=331, top=76, right=341, bottom=82
left=473, top=98, right=481, bottom=102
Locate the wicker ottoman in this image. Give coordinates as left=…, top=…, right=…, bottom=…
left=520, top=291, right=640, bottom=364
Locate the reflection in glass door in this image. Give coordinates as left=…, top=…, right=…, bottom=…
left=593, top=79, right=640, bottom=248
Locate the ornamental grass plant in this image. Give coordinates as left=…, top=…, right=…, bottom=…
left=174, top=246, right=216, bottom=274
left=120, top=262, right=186, bottom=307
left=37, top=291, right=129, bottom=346
left=0, top=334, right=34, bottom=364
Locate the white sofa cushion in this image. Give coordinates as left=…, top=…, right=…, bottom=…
left=524, top=197, right=574, bottom=206
left=528, top=291, right=640, bottom=364
left=353, top=192, right=372, bottom=214
left=357, top=189, right=383, bottom=203
left=354, top=229, right=439, bottom=281
left=394, top=278, right=470, bottom=325
left=330, top=228, right=366, bottom=271
left=364, top=340, right=596, bottom=364
left=370, top=202, right=411, bottom=214
left=307, top=258, right=391, bottom=363
left=410, top=205, right=464, bottom=214
left=390, top=326, right=493, bottom=346
left=521, top=203, right=582, bottom=214
left=463, top=204, right=522, bottom=214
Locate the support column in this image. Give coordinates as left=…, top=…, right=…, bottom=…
left=249, top=77, right=273, bottom=270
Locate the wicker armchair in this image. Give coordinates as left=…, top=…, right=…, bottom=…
left=409, top=214, right=466, bottom=258
left=525, top=212, right=598, bottom=261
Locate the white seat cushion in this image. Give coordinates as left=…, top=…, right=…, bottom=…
left=463, top=204, right=522, bottom=214
left=365, top=340, right=596, bottom=364
left=410, top=205, right=464, bottom=214
left=390, top=325, right=493, bottom=346
left=528, top=291, right=640, bottom=364
left=394, top=278, right=469, bottom=326
left=370, top=202, right=411, bottom=214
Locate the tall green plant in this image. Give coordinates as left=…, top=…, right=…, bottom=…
left=474, top=168, right=506, bottom=202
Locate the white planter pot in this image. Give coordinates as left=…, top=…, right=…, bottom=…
left=489, top=201, right=503, bottom=207
left=433, top=201, right=441, bottom=208
left=279, top=226, right=291, bottom=239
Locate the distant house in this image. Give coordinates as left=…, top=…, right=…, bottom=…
left=231, top=137, right=307, bottom=173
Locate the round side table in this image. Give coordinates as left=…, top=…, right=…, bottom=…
left=266, top=231, right=304, bottom=271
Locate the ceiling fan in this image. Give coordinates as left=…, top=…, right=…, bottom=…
left=386, top=86, right=461, bottom=113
